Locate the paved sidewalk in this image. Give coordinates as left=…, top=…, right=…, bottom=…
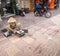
left=0, top=9, right=60, bottom=56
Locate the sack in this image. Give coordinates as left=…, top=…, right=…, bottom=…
left=1, top=29, right=7, bottom=32
left=22, top=29, right=28, bottom=33
left=3, top=31, right=12, bottom=37
left=16, top=30, right=25, bottom=37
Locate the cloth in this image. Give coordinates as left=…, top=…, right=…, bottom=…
left=35, top=3, right=41, bottom=9
left=16, top=4, right=21, bottom=10
left=43, top=0, right=49, bottom=6
left=8, top=22, right=21, bottom=31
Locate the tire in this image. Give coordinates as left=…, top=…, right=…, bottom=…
left=34, top=11, right=39, bottom=16
left=45, top=11, right=52, bottom=18
left=21, top=13, right=25, bottom=17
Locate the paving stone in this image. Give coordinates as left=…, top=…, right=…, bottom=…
left=0, top=38, right=10, bottom=47
left=29, top=25, right=41, bottom=31
left=7, top=35, right=21, bottom=43
left=22, top=37, right=34, bottom=44
left=14, top=39, right=28, bottom=50
left=0, top=47, right=8, bottom=56
left=44, top=26, right=60, bottom=38
left=14, top=50, right=25, bottom=56
left=51, top=14, right=60, bottom=26
left=22, top=46, right=34, bottom=56
left=5, top=45, right=20, bottom=56
left=28, top=28, right=36, bottom=36
left=0, top=38, right=21, bottom=56
left=55, top=50, right=60, bottom=56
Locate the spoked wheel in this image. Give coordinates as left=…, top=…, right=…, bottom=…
left=45, top=11, right=52, bottom=18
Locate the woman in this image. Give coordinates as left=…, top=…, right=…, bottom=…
left=7, top=17, right=21, bottom=34
left=4, top=17, right=25, bottom=37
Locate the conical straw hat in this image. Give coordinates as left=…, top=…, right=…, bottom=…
left=8, top=17, right=16, bottom=23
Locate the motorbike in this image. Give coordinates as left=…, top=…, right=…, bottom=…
left=16, top=9, right=25, bottom=17
left=21, top=9, right=25, bottom=17
left=34, top=6, right=52, bottom=18
left=15, top=5, right=25, bottom=17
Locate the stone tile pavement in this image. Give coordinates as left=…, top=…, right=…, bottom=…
left=0, top=9, right=60, bottom=56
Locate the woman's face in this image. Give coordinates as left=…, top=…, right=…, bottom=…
left=10, top=22, right=16, bottom=26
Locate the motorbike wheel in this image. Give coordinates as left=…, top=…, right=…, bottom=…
left=45, top=11, right=52, bottom=18
left=34, top=11, right=39, bottom=16
left=21, top=13, right=25, bottom=17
